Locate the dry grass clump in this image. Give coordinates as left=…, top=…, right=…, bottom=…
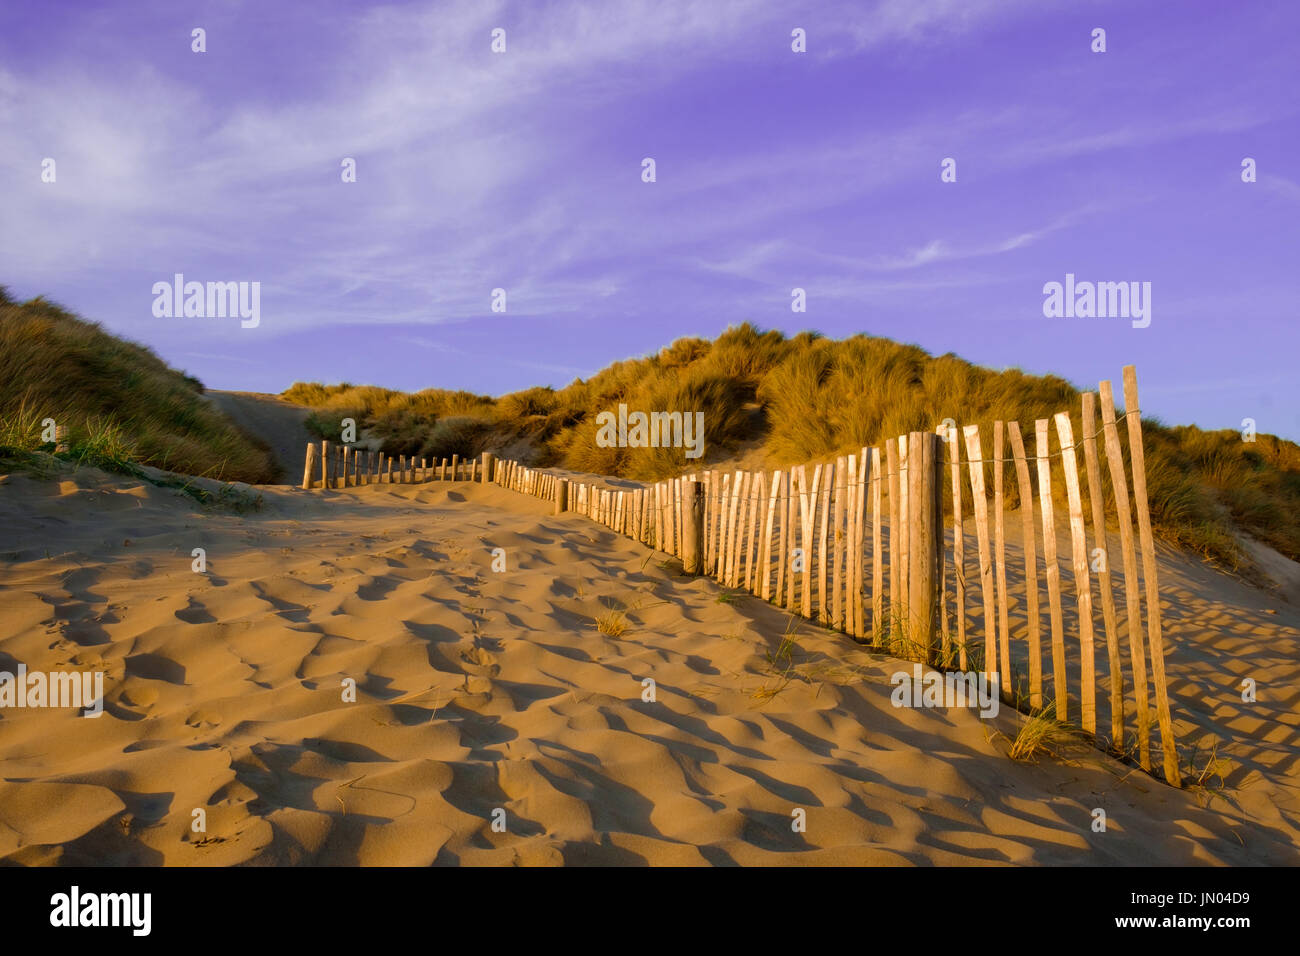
left=1006, top=703, right=1084, bottom=762
left=1183, top=734, right=1232, bottom=796
left=594, top=609, right=628, bottom=638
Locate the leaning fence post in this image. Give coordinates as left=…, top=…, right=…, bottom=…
left=556, top=478, right=569, bottom=515
left=1100, top=379, right=1150, bottom=772
left=1123, top=365, right=1182, bottom=787
left=302, top=443, right=317, bottom=489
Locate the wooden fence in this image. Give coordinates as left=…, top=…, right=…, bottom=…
left=299, top=365, right=1180, bottom=786
left=300, top=444, right=480, bottom=488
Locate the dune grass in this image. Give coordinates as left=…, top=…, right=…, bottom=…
left=281, top=322, right=1299, bottom=573
left=594, top=609, right=629, bottom=638
left=0, top=288, right=278, bottom=483
left=1006, top=702, right=1082, bottom=761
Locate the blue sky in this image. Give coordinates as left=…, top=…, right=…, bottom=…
left=2, top=0, right=1297, bottom=438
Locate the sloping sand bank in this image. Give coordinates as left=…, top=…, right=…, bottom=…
left=204, top=391, right=315, bottom=482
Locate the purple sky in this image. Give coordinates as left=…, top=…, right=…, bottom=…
left=3, top=0, right=1298, bottom=440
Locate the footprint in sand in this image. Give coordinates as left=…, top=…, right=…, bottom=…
left=459, top=646, right=499, bottom=672
left=175, top=598, right=216, bottom=624
left=125, top=652, right=186, bottom=684
left=120, top=685, right=159, bottom=709
left=186, top=709, right=222, bottom=729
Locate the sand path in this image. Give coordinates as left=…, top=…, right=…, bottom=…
left=205, top=391, right=314, bottom=483
left=0, top=465, right=1297, bottom=865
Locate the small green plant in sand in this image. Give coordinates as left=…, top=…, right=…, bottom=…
left=878, top=610, right=948, bottom=665
left=764, top=621, right=800, bottom=671
left=1183, top=735, right=1231, bottom=804
left=0, top=394, right=44, bottom=450
left=1002, top=662, right=1034, bottom=714
left=591, top=592, right=668, bottom=637
left=751, top=617, right=803, bottom=704
left=1102, top=726, right=1157, bottom=769
left=1006, top=701, right=1083, bottom=761
left=70, top=416, right=137, bottom=471
left=750, top=670, right=794, bottom=704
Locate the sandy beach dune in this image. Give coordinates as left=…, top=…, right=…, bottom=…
left=0, top=464, right=1297, bottom=866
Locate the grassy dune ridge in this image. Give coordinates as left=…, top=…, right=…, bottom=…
left=0, top=289, right=279, bottom=483
left=283, top=323, right=1300, bottom=571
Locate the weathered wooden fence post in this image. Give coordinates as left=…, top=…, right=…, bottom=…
left=302, top=443, right=317, bottom=489
left=1055, top=411, right=1097, bottom=736
left=681, top=479, right=705, bottom=575
left=963, top=426, right=998, bottom=680
left=906, top=432, right=944, bottom=664
left=1123, top=365, right=1182, bottom=787
left=54, top=424, right=69, bottom=453
left=1035, top=420, right=1067, bottom=718
left=555, top=478, right=569, bottom=515
left=1007, top=422, right=1042, bottom=709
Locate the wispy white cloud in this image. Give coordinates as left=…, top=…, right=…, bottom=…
left=1262, top=175, right=1300, bottom=203
left=876, top=238, right=949, bottom=270
left=838, top=0, right=1048, bottom=50
left=872, top=205, right=1102, bottom=270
